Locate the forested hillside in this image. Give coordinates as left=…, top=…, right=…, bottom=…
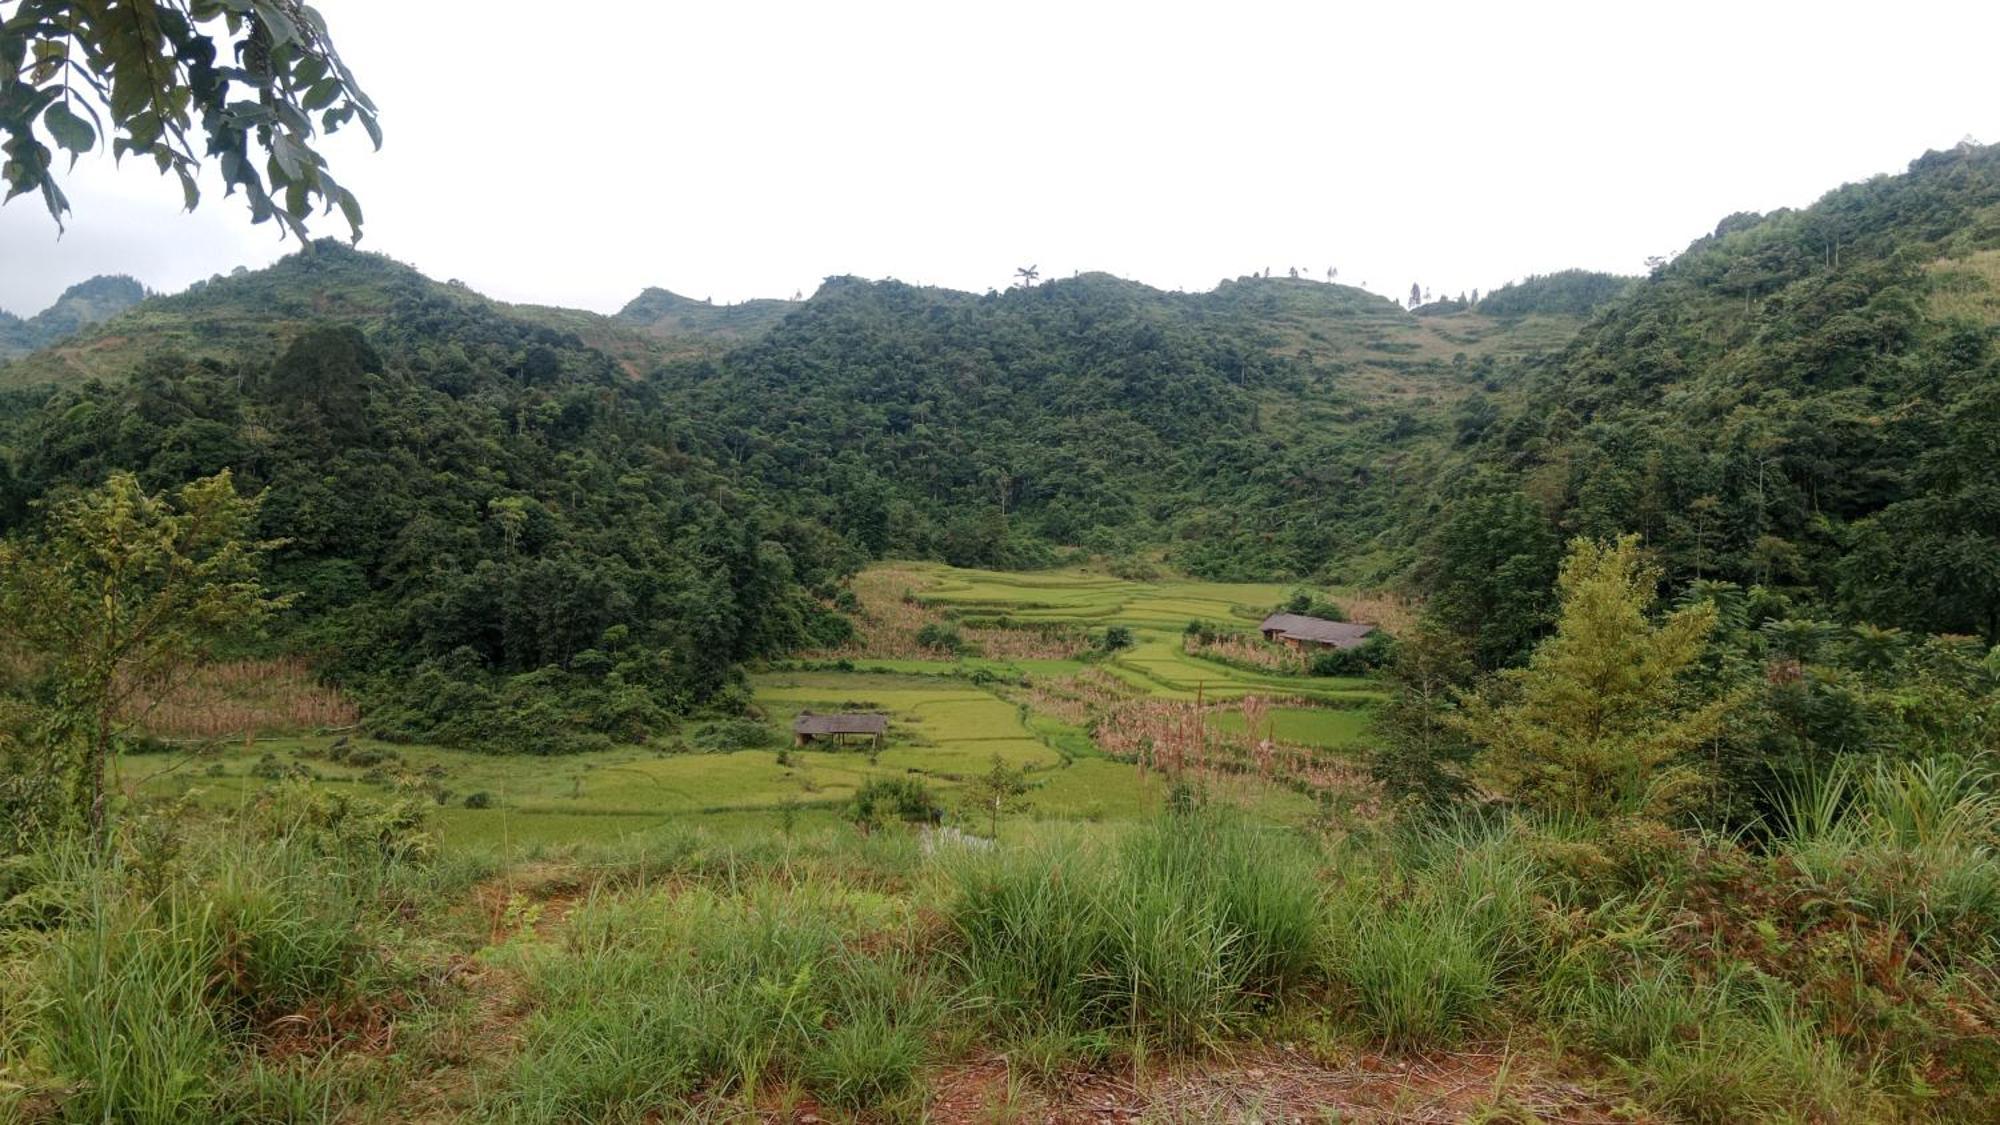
left=616, top=286, right=802, bottom=355
left=663, top=271, right=1578, bottom=578
left=0, top=262, right=852, bottom=752
left=1442, top=140, right=2000, bottom=645
left=4, top=141, right=1999, bottom=746
left=0, top=252, right=790, bottom=390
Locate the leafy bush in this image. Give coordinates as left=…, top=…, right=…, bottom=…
left=1282, top=590, right=1347, bottom=621
left=249, top=780, right=435, bottom=865
left=849, top=778, right=941, bottom=831
left=688, top=718, right=776, bottom=752
left=913, top=622, right=965, bottom=655
left=1309, top=633, right=1395, bottom=676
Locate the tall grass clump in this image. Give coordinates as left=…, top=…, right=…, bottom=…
left=1615, top=982, right=1871, bottom=1123
left=945, top=807, right=1325, bottom=1049
left=1, top=785, right=442, bottom=1122
left=1324, top=817, right=1545, bottom=1048
left=490, top=878, right=944, bottom=1122
left=1779, top=757, right=2000, bottom=958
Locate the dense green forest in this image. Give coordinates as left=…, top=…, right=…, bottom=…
left=0, top=252, right=853, bottom=752
left=3, top=142, right=1999, bottom=756
left=661, top=270, right=1576, bottom=579
left=1471, top=269, right=1636, bottom=318
left=1450, top=141, right=2000, bottom=644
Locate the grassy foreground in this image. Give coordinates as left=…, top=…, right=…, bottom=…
left=8, top=565, right=1997, bottom=1120
left=7, top=770, right=1996, bottom=1122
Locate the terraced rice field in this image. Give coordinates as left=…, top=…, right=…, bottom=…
left=903, top=564, right=1388, bottom=705
left=134, top=564, right=1372, bottom=854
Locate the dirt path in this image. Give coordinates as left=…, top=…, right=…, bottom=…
left=923, top=1047, right=1638, bottom=1124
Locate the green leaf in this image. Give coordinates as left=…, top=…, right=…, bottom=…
left=334, top=185, right=362, bottom=236
left=293, top=54, right=329, bottom=87
left=301, top=78, right=340, bottom=112
left=175, top=164, right=199, bottom=211
left=269, top=131, right=307, bottom=180
left=43, top=101, right=96, bottom=159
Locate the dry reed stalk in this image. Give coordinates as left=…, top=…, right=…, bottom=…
left=119, top=656, right=360, bottom=739
left=1336, top=590, right=1418, bottom=635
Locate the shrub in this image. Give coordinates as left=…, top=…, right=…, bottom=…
left=1183, top=619, right=1219, bottom=645
left=463, top=791, right=494, bottom=810
left=250, top=752, right=318, bottom=782
left=914, top=622, right=965, bottom=655
left=249, top=780, right=435, bottom=865
left=1097, top=625, right=1134, bottom=653
left=1283, top=590, right=1347, bottom=621
left=849, top=778, right=941, bottom=831
left=688, top=718, right=776, bottom=752
left=1309, top=633, right=1394, bottom=676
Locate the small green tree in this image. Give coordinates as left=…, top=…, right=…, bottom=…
left=1370, top=621, right=1477, bottom=810
left=1454, top=535, right=1725, bottom=819
left=1098, top=625, right=1133, bottom=653
left=0, top=470, right=287, bottom=841
left=960, top=754, right=1033, bottom=838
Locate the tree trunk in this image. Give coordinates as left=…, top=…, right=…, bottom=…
left=87, top=707, right=111, bottom=847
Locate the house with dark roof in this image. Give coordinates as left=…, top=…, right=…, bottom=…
left=792, top=711, right=889, bottom=748
left=1258, top=613, right=1376, bottom=651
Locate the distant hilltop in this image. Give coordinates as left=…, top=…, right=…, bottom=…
left=0, top=275, right=146, bottom=361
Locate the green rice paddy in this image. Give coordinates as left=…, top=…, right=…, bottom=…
left=907, top=563, right=1386, bottom=704
left=136, top=564, right=1371, bottom=855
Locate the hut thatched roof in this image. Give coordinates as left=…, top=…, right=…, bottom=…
left=792, top=712, right=889, bottom=736
left=1258, top=613, right=1376, bottom=650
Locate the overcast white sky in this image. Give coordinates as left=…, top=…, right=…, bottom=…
left=3, top=0, right=1997, bottom=317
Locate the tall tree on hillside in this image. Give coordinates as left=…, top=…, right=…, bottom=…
left=0, top=1, right=377, bottom=237
left=1013, top=265, right=1039, bottom=288
left=1409, top=282, right=1421, bottom=308
left=1326, top=266, right=1337, bottom=282
left=1371, top=620, right=1478, bottom=809
left=1455, top=535, right=1727, bottom=819
left=0, top=471, right=287, bottom=841
left=1418, top=491, right=1561, bottom=668
left=1841, top=378, right=2000, bottom=643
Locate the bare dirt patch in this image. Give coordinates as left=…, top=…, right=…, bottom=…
left=925, top=1047, right=1638, bottom=1124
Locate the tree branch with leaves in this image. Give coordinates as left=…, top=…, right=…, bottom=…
left=1, top=0, right=376, bottom=237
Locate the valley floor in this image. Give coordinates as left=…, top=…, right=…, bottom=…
left=132, top=562, right=1377, bottom=852
left=9, top=565, right=1982, bottom=1123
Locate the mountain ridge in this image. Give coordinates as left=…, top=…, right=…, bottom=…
left=0, top=275, right=147, bottom=362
